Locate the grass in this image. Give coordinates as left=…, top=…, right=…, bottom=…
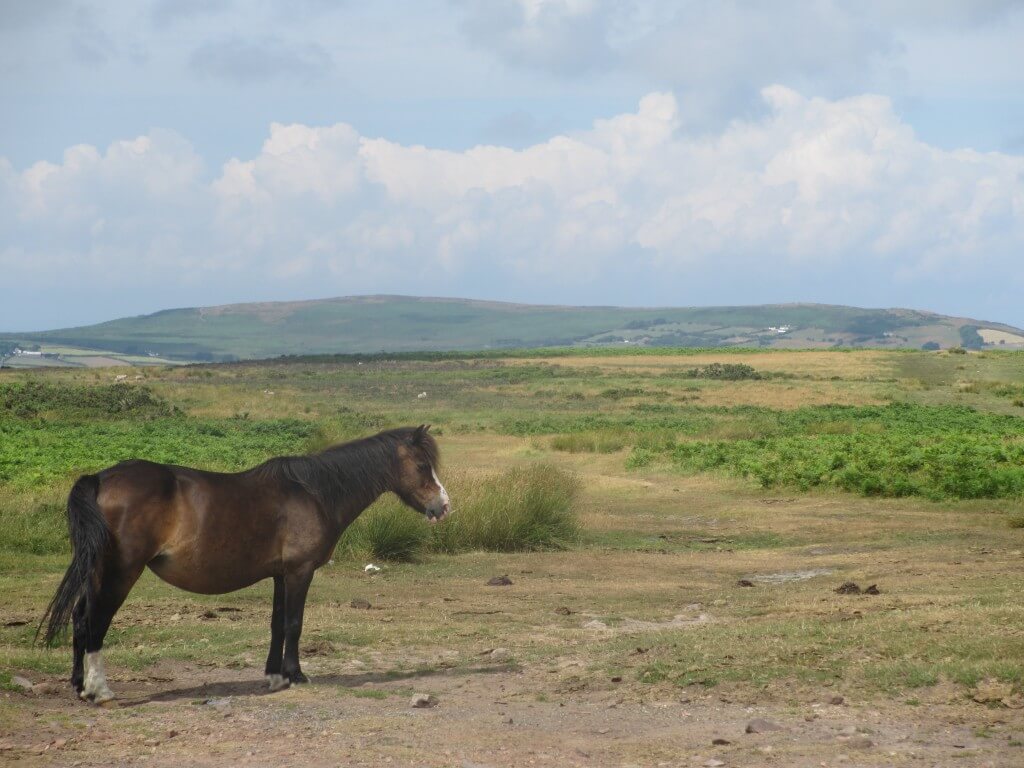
left=339, top=464, right=580, bottom=561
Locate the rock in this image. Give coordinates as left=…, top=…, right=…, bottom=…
left=711, top=738, right=731, bottom=745
left=486, top=575, right=513, bottom=586
left=489, top=648, right=512, bottom=662
left=704, top=760, right=726, bottom=767
left=745, top=718, right=784, bottom=734
left=736, top=579, right=754, bottom=587
left=845, top=736, right=874, bottom=749
left=554, top=606, right=574, bottom=615
left=583, top=620, right=609, bottom=630
left=11, top=676, right=33, bottom=692
left=830, top=695, right=845, bottom=705
left=972, top=679, right=1015, bottom=705
left=364, top=563, right=381, bottom=573
left=350, top=598, right=372, bottom=609
left=835, top=582, right=861, bottom=595
left=864, top=584, right=880, bottom=595
left=32, top=682, right=60, bottom=696
left=411, top=693, right=438, bottom=708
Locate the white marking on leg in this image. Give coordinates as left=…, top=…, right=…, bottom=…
left=82, top=651, right=115, bottom=703
left=266, top=673, right=289, bottom=692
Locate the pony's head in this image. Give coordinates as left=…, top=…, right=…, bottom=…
left=393, top=425, right=450, bottom=522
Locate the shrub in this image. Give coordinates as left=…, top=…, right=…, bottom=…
left=0, top=382, right=174, bottom=420
left=683, top=363, right=762, bottom=380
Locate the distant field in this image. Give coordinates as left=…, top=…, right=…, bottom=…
left=0, top=343, right=183, bottom=370
left=3, top=347, right=1024, bottom=765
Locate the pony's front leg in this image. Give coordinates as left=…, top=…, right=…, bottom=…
left=264, top=575, right=288, bottom=691
left=281, top=568, right=314, bottom=685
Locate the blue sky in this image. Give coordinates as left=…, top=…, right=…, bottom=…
left=2, top=0, right=1024, bottom=330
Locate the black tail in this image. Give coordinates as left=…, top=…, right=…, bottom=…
left=37, top=474, right=109, bottom=647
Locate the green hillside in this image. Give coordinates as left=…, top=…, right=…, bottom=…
left=4, top=295, right=1024, bottom=364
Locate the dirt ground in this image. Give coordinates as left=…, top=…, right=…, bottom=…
left=4, top=656, right=1023, bottom=767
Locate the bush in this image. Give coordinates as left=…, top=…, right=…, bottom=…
left=338, top=464, right=581, bottom=561
left=683, top=363, right=762, bottom=380
left=0, top=382, right=174, bottom=420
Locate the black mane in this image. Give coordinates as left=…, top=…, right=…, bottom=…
left=249, top=427, right=439, bottom=517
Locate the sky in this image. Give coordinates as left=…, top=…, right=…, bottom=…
left=2, top=0, right=1024, bottom=331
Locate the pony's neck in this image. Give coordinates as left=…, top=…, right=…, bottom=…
left=314, top=441, right=398, bottom=528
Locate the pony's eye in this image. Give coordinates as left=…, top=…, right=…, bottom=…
left=417, top=463, right=430, bottom=473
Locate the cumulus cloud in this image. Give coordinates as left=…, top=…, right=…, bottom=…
left=2, top=88, right=1023, bottom=327
left=456, top=1, right=1024, bottom=125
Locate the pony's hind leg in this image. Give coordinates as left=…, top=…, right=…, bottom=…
left=79, top=563, right=143, bottom=704
left=264, top=576, right=288, bottom=691
left=71, top=599, right=88, bottom=694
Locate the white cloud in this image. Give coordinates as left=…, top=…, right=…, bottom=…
left=2, top=87, right=1023, bottom=327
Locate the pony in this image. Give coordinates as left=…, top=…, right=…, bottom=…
left=38, top=425, right=449, bottom=703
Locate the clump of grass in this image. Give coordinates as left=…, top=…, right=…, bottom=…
left=434, top=464, right=580, bottom=553
left=550, top=432, right=626, bottom=453
left=338, top=498, right=430, bottom=562
left=339, top=464, right=581, bottom=561
left=1008, top=514, right=1024, bottom=529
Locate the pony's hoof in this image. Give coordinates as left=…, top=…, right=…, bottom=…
left=289, top=671, right=309, bottom=685
left=266, top=673, right=290, bottom=692
left=79, top=689, right=116, bottom=706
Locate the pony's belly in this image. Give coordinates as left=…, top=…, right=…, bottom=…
left=147, top=553, right=268, bottom=595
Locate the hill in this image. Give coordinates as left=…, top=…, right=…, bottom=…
left=3, top=295, right=1024, bottom=365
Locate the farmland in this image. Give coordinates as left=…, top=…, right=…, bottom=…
left=2, top=347, right=1024, bottom=766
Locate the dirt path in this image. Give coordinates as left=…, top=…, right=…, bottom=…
left=4, top=660, right=1022, bottom=767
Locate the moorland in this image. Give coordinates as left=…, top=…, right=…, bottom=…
left=2, top=347, right=1024, bottom=766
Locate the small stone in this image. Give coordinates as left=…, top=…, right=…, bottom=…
left=736, top=579, right=754, bottom=587
left=845, top=736, right=874, bottom=750
left=835, top=582, right=861, bottom=595
left=166, top=730, right=179, bottom=739
left=830, top=695, right=845, bottom=705
left=610, top=676, right=622, bottom=683
left=711, top=599, right=727, bottom=607
left=170, top=613, right=182, bottom=621
left=410, top=693, right=438, bottom=708
left=350, top=598, right=372, bottom=609
left=32, top=682, right=59, bottom=696
left=711, top=738, right=731, bottom=745
left=554, top=606, right=574, bottom=615
left=486, top=575, right=513, bottom=586
left=745, top=718, right=784, bottom=734
left=489, top=648, right=512, bottom=662
left=704, top=760, right=726, bottom=767
left=11, top=676, right=33, bottom=692
left=864, top=584, right=880, bottom=595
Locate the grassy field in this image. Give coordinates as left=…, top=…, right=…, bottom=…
left=2, top=347, right=1024, bottom=765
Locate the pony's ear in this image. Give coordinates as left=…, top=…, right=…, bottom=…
left=412, top=424, right=430, bottom=444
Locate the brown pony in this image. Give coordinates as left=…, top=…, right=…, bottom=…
left=39, top=425, right=449, bottom=704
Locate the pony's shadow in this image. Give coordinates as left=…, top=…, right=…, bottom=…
left=121, top=664, right=513, bottom=707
